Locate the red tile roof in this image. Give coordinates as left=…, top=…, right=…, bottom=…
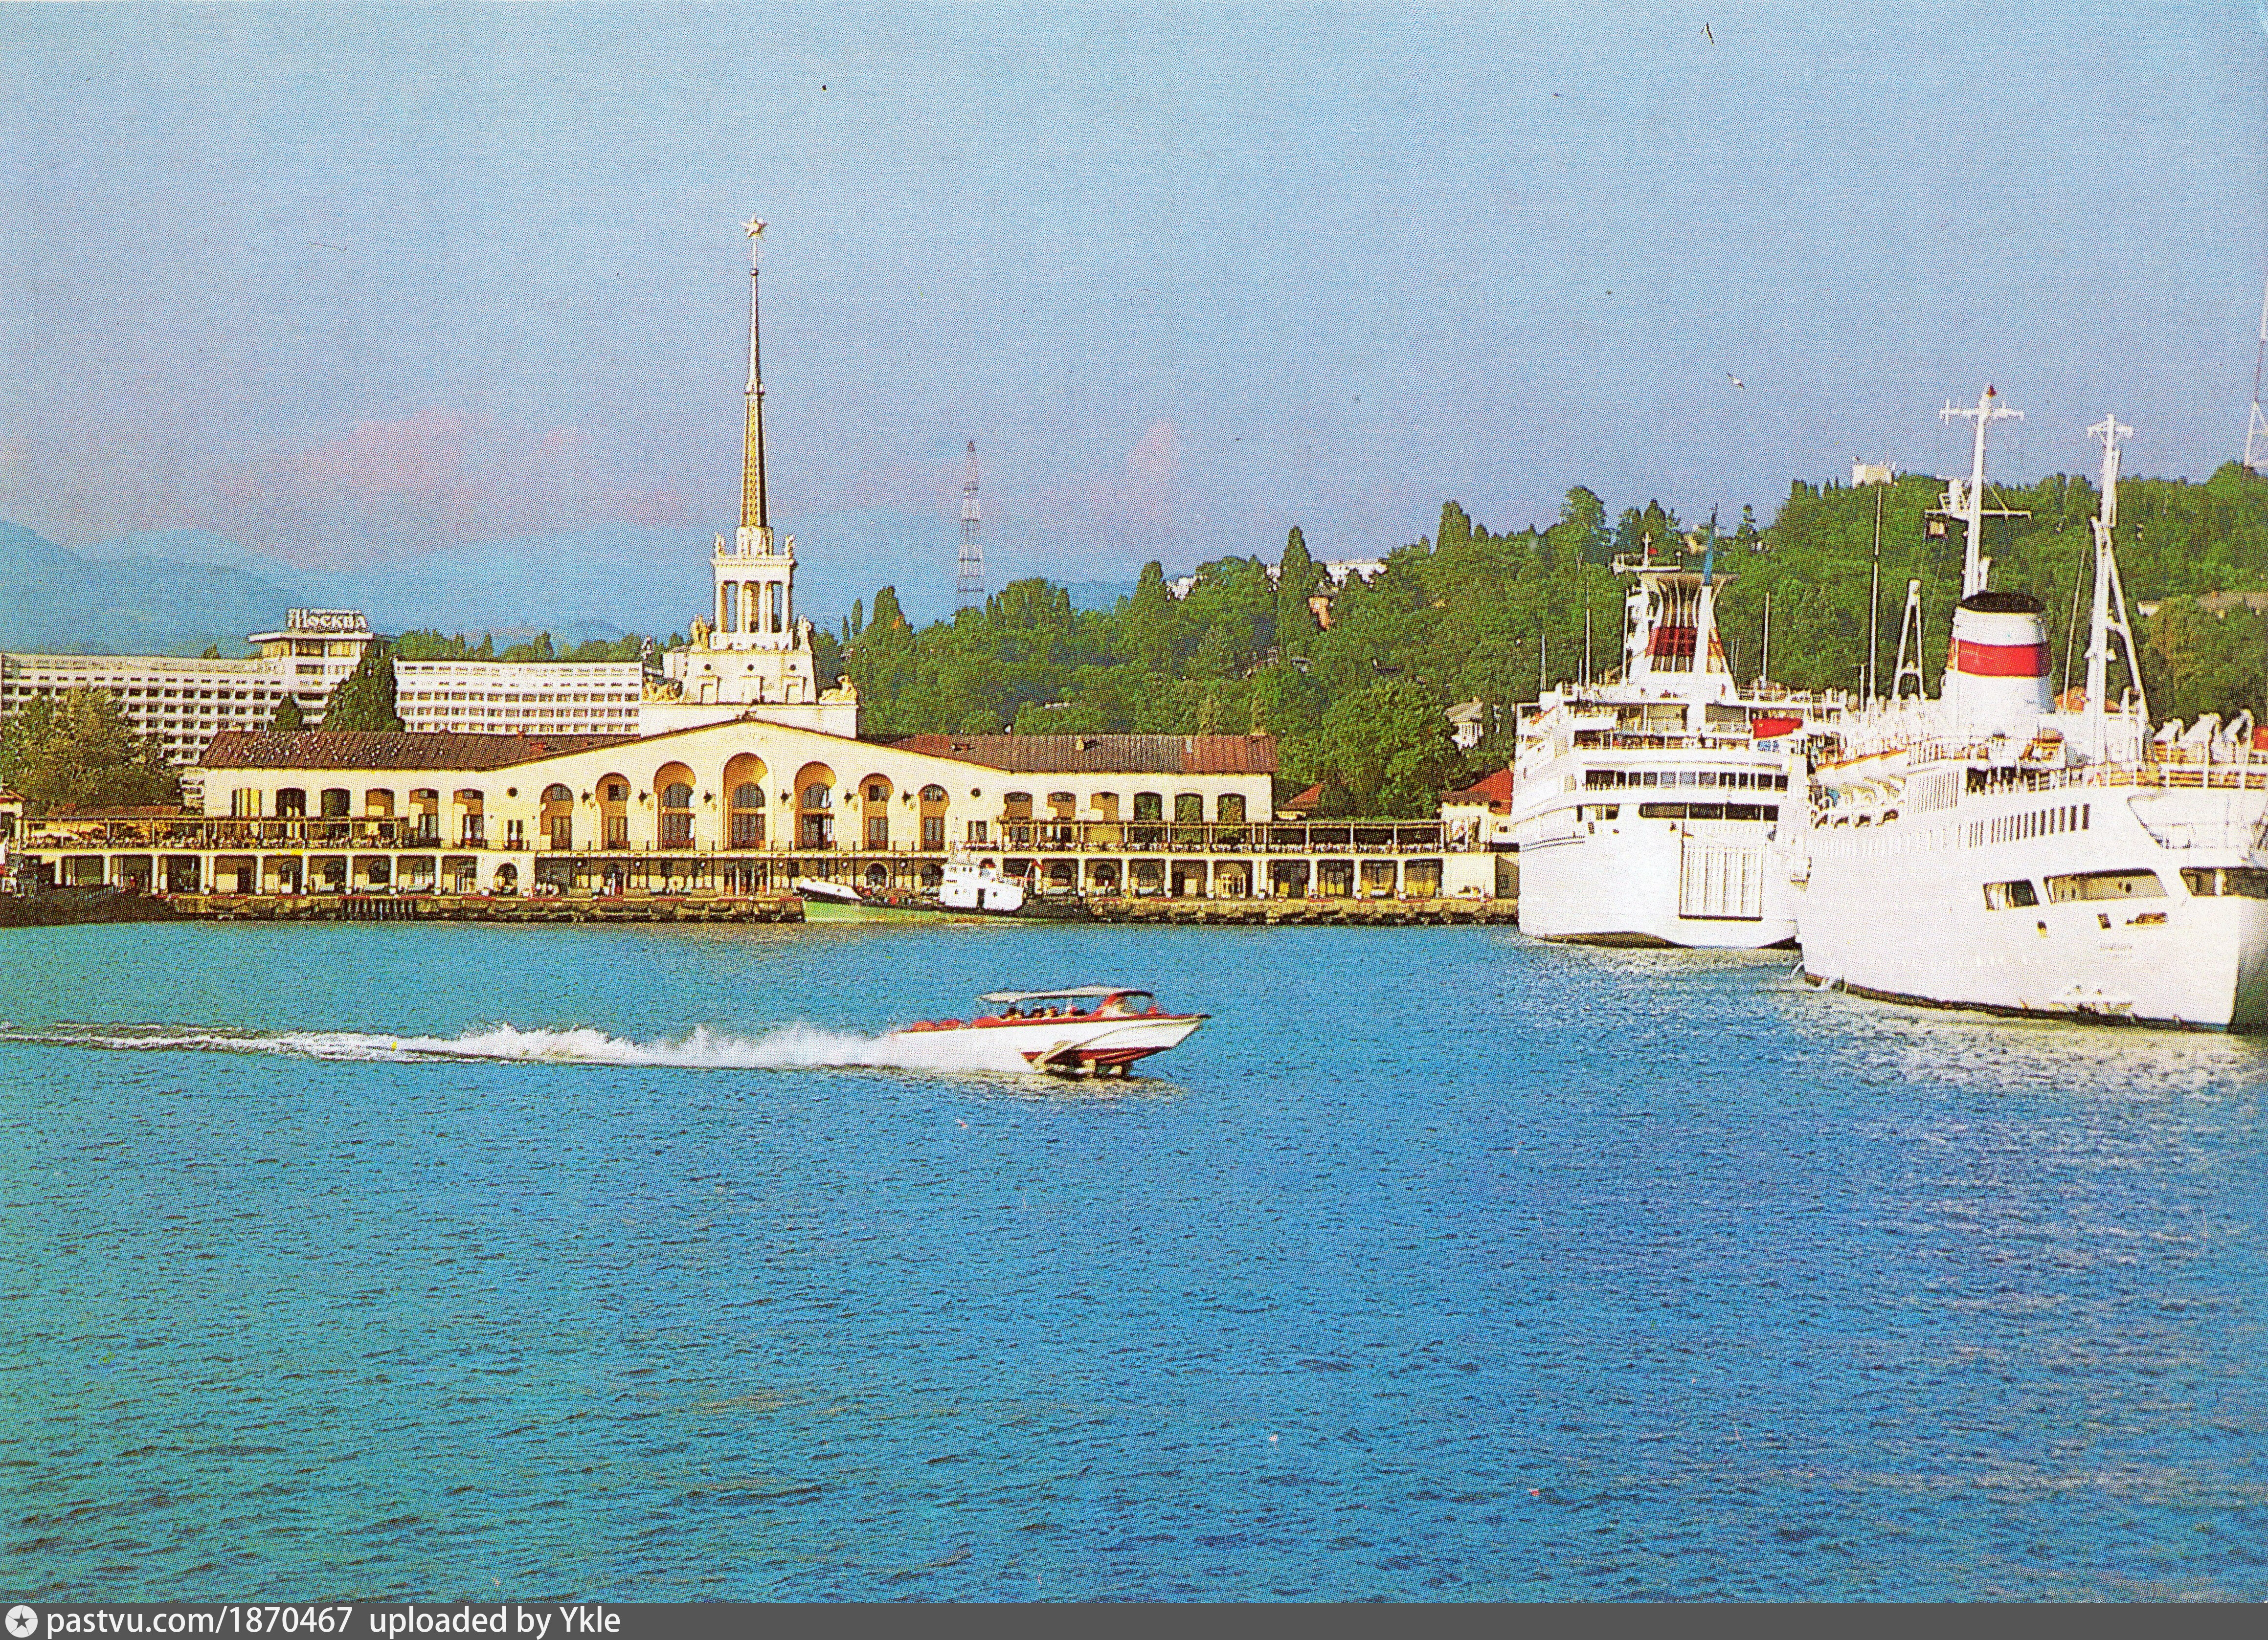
left=1443, top=767, right=1514, bottom=808
left=884, top=733, right=1277, bottom=775
left=201, top=730, right=636, bottom=771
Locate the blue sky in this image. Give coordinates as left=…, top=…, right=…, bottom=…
left=3, top=3, right=2264, bottom=627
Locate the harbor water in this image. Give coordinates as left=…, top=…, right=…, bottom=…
left=3, top=920, right=2264, bottom=1600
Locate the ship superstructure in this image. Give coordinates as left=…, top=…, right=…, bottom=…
left=1796, top=395, right=2268, bottom=1029
left=1506, top=531, right=1846, bottom=947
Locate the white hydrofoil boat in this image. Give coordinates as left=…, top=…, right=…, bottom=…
left=884, top=987, right=1207, bottom=1077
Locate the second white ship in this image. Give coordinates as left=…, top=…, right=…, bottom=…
left=1506, top=535, right=1844, bottom=948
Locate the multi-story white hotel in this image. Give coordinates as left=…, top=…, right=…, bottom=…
left=0, top=608, right=376, bottom=765
left=392, top=659, right=646, bottom=735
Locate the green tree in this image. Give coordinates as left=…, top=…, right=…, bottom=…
left=1276, top=525, right=1325, bottom=653
left=0, top=689, right=179, bottom=812
left=1554, top=486, right=1611, bottom=566
left=320, top=640, right=403, bottom=732
left=1317, top=680, right=1457, bottom=817
left=811, top=626, right=844, bottom=688
left=271, top=695, right=306, bottom=731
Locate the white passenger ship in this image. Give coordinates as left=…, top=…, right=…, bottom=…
left=1796, top=393, right=2268, bottom=1030
left=1507, top=537, right=1845, bottom=947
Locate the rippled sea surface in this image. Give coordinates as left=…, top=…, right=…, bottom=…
left=3, top=920, right=2265, bottom=1600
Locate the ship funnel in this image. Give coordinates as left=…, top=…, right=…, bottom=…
left=1946, top=590, right=2051, bottom=734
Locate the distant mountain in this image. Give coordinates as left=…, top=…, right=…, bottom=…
left=0, top=522, right=301, bottom=655
left=0, top=514, right=1145, bottom=656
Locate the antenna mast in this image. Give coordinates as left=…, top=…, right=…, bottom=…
left=956, top=440, right=985, bottom=610
left=2246, top=278, right=2268, bottom=472
left=1866, top=477, right=1884, bottom=700
left=2084, top=413, right=2148, bottom=761
left=1891, top=578, right=1927, bottom=698
left=1939, top=385, right=2022, bottom=598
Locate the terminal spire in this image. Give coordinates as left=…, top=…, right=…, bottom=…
left=741, top=215, right=769, bottom=533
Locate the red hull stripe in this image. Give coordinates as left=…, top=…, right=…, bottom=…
left=1954, top=639, right=2047, bottom=678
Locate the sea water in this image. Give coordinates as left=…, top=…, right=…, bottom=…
left=2, top=920, right=2263, bottom=1600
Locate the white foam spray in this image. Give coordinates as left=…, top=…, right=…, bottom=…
left=0, top=1019, right=981, bottom=1073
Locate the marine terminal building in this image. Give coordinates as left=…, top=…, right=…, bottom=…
left=22, top=717, right=1482, bottom=902
left=168, top=720, right=1322, bottom=895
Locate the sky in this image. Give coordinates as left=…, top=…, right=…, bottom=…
left=3, top=2, right=2265, bottom=628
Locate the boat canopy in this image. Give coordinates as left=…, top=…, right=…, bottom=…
left=977, top=986, right=1151, bottom=1004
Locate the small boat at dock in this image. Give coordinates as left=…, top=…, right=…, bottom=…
left=882, top=986, right=1207, bottom=1076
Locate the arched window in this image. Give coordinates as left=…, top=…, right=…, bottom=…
left=541, top=784, right=574, bottom=851
left=1175, top=792, right=1205, bottom=823
left=730, top=782, right=766, bottom=849
left=276, top=787, right=307, bottom=819
left=1216, top=793, right=1246, bottom=823
left=596, top=775, right=631, bottom=849
left=1133, top=792, right=1163, bottom=822
left=793, top=763, right=838, bottom=849
left=800, top=783, right=834, bottom=848
left=319, top=788, right=350, bottom=817
left=724, top=753, right=769, bottom=850
left=858, top=775, right=894, bottom=850
left=920, top=784, right=948, bottom=851
left=656, top=762, right=696, bottom=850
left=661, top=782, right=694, bottom=848
left=454, top=788, right=485, bottom=846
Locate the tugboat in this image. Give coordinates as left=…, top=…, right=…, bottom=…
left=937, top=856, right=1091, bottom=919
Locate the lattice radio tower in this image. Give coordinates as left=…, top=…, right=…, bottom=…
left=956, top=440, right=986, bottom=609
left=2247, top=277, right=2268, bottom=472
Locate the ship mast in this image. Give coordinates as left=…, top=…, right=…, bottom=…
left=1940, top=385, right=2022, bottom=598
left=2083, top=413, right=2148, bottom=762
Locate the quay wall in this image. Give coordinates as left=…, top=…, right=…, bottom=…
left=0, top=887, right=1515, bottom=929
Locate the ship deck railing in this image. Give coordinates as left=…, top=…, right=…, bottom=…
left=1819, top=742, right=2268, bottom=794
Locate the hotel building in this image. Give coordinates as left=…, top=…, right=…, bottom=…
left=0, top=608, right=377, bottom=765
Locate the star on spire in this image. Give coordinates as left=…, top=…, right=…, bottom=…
left=742, top=215, right=767, bottom=268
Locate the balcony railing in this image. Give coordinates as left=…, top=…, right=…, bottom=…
left=21, top=814, right=1459, bottom=855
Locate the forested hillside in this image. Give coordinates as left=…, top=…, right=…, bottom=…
left=838, top=463, right=2268, bottom=814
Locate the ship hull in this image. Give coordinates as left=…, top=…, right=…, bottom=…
left=1797, top=782, right=2268, bottom=1032
left=1516, top=820, right=1797, bottom=949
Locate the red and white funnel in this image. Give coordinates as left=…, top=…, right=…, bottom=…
left=1946, top=590, right=2051, bottom=733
